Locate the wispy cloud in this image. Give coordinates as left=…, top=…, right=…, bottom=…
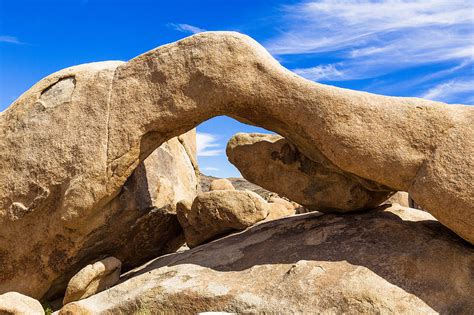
left=0, top=35, right=23, bottom=44
left=421, top=79, right=474, bottom=104
left=196, top=132, right=224, bottom=157
left=267, top=0, right=474, bottom=81
left=203, top=167, right=220, bottom=171
left=168, top=23, right=206, bottom=34
left=293, top=64, right=346, bottom=81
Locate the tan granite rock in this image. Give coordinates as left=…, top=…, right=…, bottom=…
left=209, top=178, right=235, bottom=191
left=268, top=197, right=295, bottom=212
left=59, top=205, right=474, bottom=314
left=266, top=202, right=296, bottom=221
left=63, top=257, right=121, bottom=305
left=385, top=191, right=411, bottom=207
left=227, top=133, right=393, bottom=212
left=0, top=292, right=44, bottom=315
left=1, top=32, right=472, bottom=298
left=177, top=190, right=268, bottom=247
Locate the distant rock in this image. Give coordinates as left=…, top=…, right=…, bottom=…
left=63, top=257, right=122, bottom=305
left=200, top=174, right=270, bottom=198
left=59, top=205, right=474, bottom=314
left=209, top=178, right=235, bottom=191
left=177, top=190, right=268, bottom=247
left=268, top=196, right=297, bottom=212
left=266, top=202, right=296, bottom=221
left=385, top=191, right=410, bottom=207
left=0, top=292, right=44, bottom=315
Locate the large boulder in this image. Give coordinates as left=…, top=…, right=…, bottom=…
left=1, top=124, right=197, bottom=300
left=1, top=32, right=473, bottom=298
left=265, top=202, right=296, bottom=221
left=63, top=257, right=121, bottom=305
left=227, top=133, right=393, bottom=212
left=177, top=190, right=269, bottom=247
left=0, top=292, right=44, bottom=315
left=44, top=132, right=198, bottom=300
left=209, top=178, right=235, bottom=191
left=58, top=205, right=474, bottom=314
left=385, top=191, right=411, bottom=207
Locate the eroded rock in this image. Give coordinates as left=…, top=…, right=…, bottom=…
left=59, top=205, right=474, bottom=314
left=266, top=202, right=296, bottom=221
left=209, top=178, right=235, bottom=191
left=1, top=32, right=473, bottom=298
left=177, top=190, right=268, bottom=247
left=385, top=191, right=411, bottom=207
left=0, top=292, right=44, bottom=315
left=227, top=133, right=393, bottom=212
left=63, top=257, right=121, bottom=305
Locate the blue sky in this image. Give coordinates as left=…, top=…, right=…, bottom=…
left=1, top=0, right=473, bottom=177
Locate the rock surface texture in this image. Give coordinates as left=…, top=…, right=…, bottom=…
left=63, top=257, right=121, bottom=305
left=209, top=178, right=235, bottom=191
left=59, top=205, right=474, bottom=314
left=0, top=292, right=44, bottom=315
left=1, top=31, right=473, bottom=298
left=0, top=124, right=197, bottom=300
left=266, top=201, right=296, bottom=221
left=227, top=133, right=393, bottom=212
left=385, top=191, right=411, bottom=208
left=177, top=190, right=269, bottom=247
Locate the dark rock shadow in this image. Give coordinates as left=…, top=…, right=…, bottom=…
left=123, top=206, right=474, bottom=314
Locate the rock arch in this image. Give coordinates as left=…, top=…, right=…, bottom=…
left=0, top=32, right=472, bottom=298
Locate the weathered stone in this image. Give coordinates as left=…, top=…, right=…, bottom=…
left=385, top=191, right=411, bottom=207
left=268, top=196, right=295, bottom=212
left=227, top=133, right=393, bottom=212
left=63, top=257, right=121, bottom=305
left=1, top=32, right=473, bottom=298
left=0, top=292, right=44, bottom=315
left=177, top=190, right=268, bottom=247
left=266, top=202, right=296, bottom=221
left=59, top=205, right=474, bottom=314
left=209, top=178, right=235, bottom=191
left=44, top=133, right=197, bottom=301
left=0, top=118, right=197, bottom=300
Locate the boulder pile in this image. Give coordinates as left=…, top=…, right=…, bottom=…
left=60, top=205, right=474, bottom=314
left=177, top=179, right=297, bottom=247
left=0, top=32, right=472, bottom=313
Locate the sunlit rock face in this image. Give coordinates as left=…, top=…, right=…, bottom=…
left=0, top=32, right=472, bottom=299
left=227, top=133, right=393, bottom=212
left=59, top=205, right=474, bottom=314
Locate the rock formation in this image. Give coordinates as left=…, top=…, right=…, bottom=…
left=63, top=257, right=121, bottom=305
left=1, top=31, right=473, bottom=299
left=0, top=128, right=197, bottom=300
left=177, top=190, right=269, bottom=247
left=58, top=205, right=474, bottom=314
left=385, top=191, right=411, bottom=208
left=227, top=133, right=393, bottom=212
left=266, top=202, right=296, bottom=221
left=0, top=292, right=44, bottom=315
left=209, top=178, right=235, bottom=191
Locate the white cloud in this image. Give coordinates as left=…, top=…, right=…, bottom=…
left=196, top=132, right=224, bottom=157
left=293, top=64, right=346, bottom=81
left=169, top=23, right=206, bottom=34
left=266, top=0, right=474, bottom=81
left=421, top=79, right=474, bottom=103
left=203, top=167, right=220, bottom=171
left=0, top=35, right=22, bottom=44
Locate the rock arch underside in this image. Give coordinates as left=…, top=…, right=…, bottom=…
left=0, top=32, right=473, bottom=301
